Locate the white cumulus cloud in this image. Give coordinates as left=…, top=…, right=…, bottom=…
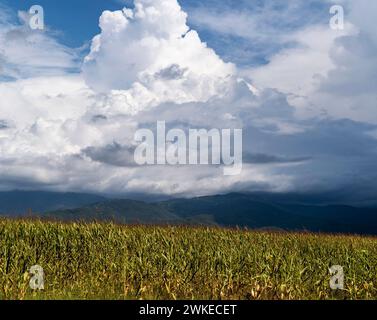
left=83, top=0, right=235, bottom=112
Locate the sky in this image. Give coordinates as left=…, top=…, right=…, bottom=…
left=0, top=0, right=376, bottom=203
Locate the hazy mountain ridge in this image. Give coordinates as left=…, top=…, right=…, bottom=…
left=0, top=191, right=106, bottom=214
left=1, top=191, right=377, bottom=235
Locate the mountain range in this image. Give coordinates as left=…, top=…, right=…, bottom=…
left=1, top=191, right=377, bottom=235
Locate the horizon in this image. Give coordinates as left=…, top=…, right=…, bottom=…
left=2, top=188, right=377, bottom=207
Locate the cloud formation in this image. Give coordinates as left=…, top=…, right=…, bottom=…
left=248, top=0, right=377, bottom=124
left=0, top=0, right=376, bottom=202
left=0, top=8, right=79, bottom=80
left=83, top=0, right=235, bottom=110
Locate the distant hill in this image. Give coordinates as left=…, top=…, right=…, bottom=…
left=44, top=199, right=184, bottom=225
left=43, top=193, right=377, bottom=235
left=0, top=191, right=106, bottom=215
left=159, top=193, right=377, bottom=234
left=1, top=191, right=377, bottom=235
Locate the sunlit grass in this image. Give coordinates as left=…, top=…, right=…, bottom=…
left=0, top=219, right=376, bottom=300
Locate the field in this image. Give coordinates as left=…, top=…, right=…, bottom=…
left=0, top=219, right=376, bottom=300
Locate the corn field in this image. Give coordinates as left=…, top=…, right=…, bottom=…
left=0, top=219, right=376, bottom=300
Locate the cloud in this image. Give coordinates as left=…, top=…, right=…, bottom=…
left=247, top=0, right=377, bottom=124
left=0, top=0, right=376, bottom=202
left=0, top=119, right=10, bottom=130
left=0, top=75, right=91, bottom=127
left=243, top=153, right=312, bottom=165
left=0, top=8, right=79, bottom=80
left=247, top=24, right=350, bottom=102
left=83, top=0, right=235, bottom=110
left=311, top=0, right=377, bottom=123
left=185, top=0, right=332, bottom=66
left=82, top=142, right=137, bottom=167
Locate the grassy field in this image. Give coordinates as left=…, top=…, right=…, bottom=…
left=0, top=219, right=376, bottom=300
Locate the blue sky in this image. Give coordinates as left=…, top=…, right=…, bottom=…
left=2, top=0, right=126, bottom=47
left=1, top=0, right=333, bottom=66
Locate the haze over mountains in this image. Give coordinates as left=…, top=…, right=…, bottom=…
left=0, top=191, right=106, bottom=214
left=1, top=191, right=377, bottom=235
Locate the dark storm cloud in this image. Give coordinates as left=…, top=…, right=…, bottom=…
left=0, top=120, right=9, bottom=129
left=155, top=64, right=188, bottom=80
left=82, top=142, right=137, bottom=167
left=243, top=153, right=311, bottom=164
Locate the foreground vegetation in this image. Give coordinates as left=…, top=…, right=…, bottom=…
left=0, top=219, right=376, bottom=300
